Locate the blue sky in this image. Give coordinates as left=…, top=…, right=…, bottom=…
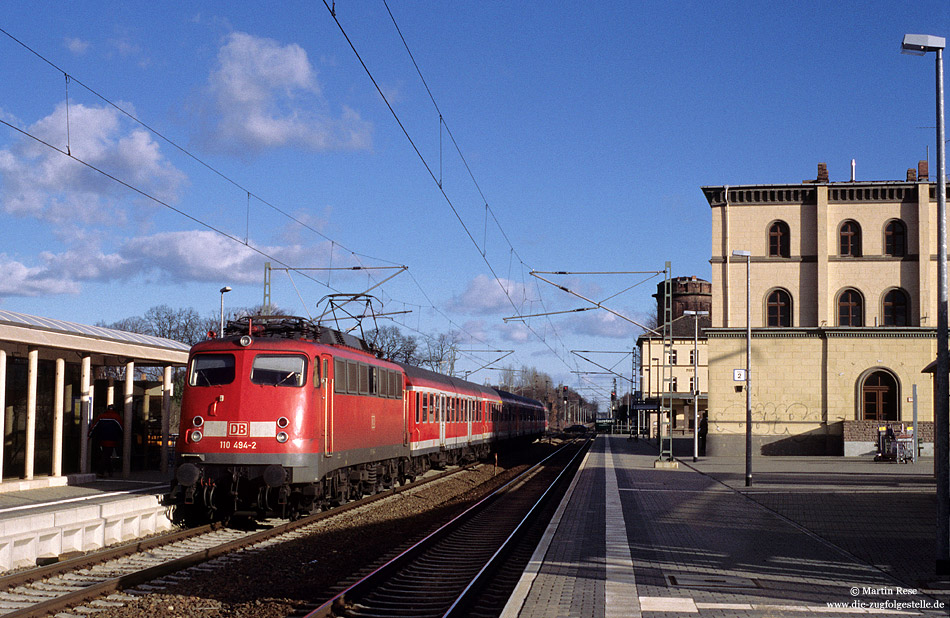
left=0, top=1, right=948, bottom=406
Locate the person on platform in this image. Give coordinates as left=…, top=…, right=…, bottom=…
left=89, top=405, right=123, bottom=477
left=698, top=412, right=709, bottom=456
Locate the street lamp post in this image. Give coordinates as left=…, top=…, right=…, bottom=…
left=733, top=250, right=752, bottom=486
left=684, top=310, right=709, bottom=462
left=902, top=32, right=949, bottom=576
left=219, top=286, right=232, bottom=336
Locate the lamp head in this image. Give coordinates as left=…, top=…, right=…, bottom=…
left=902, top=34, right=946, bottom=55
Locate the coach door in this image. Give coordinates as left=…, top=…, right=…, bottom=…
left=466, top=398, right=473, bottom=444
left=439, top=394, right=447, bottom=447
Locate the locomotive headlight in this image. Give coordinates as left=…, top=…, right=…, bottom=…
left=276, top=431, right=289, bottom=443
left=239, top=335, right=253, bottom=347
left=277, top=416, right=290, bottom=428
left=189, top=429, right=203, bottom=443
left=192, top=416, right=204, bottom=427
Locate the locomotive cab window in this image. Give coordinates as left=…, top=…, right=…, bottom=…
left=189, top=354, right=235, bottom=386
left=250, top=354, right=307, bottom=387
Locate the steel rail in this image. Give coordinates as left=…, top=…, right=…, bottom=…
left=0, top=464, right=470, bottom=618
left=302, top=438, right=590, bottom=618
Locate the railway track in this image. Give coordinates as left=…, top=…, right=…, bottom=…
left=301, top=437, right=591, bottom=618
left=0, top=464, right=470, bottom=618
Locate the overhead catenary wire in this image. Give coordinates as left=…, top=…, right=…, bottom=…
left=0, top=20, right=587, bottom=382
left=325, top=1, right=579, bottom=374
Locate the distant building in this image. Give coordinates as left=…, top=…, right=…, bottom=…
left=637, top=277, right=712, bottom=437
left=701, top=162, right=938, bottom=456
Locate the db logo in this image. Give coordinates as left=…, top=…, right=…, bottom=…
left=228, top=422, right=249, bottom=437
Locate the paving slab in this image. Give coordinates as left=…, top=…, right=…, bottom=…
left=504, top=435, right=948, bottom=617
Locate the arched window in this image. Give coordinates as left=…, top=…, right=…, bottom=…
left=861, top=371, right=898, bottom=421
left=884, top=220, right=906, bottom=257
left=768, top=220, right=790, bottom=258
left=838, top=289, right=863, bottom=326
left=882, top=288, right=910, bottom=326
left=839, top=220, right=862, bottom=257
left=766, top=288, right=792, bottom=327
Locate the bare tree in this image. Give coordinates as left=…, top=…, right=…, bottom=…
left=143, top=305, right=206, bottom=345
left=420, top=330, right=461, bottom=374
left=367, top=325, right=419, bottom=364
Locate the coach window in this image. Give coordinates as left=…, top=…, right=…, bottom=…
left=190, top=354, right=235, bottom=386
left=415, top=392, right=420, bottom=423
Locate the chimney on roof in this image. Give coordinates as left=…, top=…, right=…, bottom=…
left=817, top=162, right=829, bottom=183
left=907, top=168, right=917, bottom=182
left=918, top=160, right=929, bottom=181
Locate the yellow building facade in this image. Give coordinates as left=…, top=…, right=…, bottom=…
left=702, top=163, right=939, bottom=456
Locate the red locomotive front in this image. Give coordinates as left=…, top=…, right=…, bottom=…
left=179, top=337, right=318, bottom=458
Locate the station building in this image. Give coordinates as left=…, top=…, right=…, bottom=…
left=701, top=162, right=940, bottom=456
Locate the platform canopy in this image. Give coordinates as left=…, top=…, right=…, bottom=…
left=0, top=309, right=190, bottom=366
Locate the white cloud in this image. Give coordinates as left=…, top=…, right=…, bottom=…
left=494, top=321, right=532, bottom=344
left=566, top=310, right=640, bottom=339
left=121, top=230, right=322, bottom=284
left=447, top=274, right=532, bottom=316
left=64, top=37, right=90, bottom=55
left=0, top=102, right=187, bottom=225
left=0, top=254, right=80, bottom=297
left=0, top=230, right=326, bottom=297
left=199, top=31, right=372, bottom=153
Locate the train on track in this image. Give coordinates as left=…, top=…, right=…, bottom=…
left=168, top=316, right=546, bottom=524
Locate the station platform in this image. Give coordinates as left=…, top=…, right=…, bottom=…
left=0, top=471, right=173, bottom=572
left=503, top=434, right=948, bottom=617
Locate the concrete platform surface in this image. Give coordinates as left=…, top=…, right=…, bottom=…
left=504, top=434, right=947, bottom=617
left=0, top=471, right=173, bottom=572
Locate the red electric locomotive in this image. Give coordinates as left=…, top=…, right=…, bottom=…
left=169, top=316, right=545, bottom=523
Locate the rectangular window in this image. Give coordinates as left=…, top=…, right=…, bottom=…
left=369, top=366, right=378, bottom=395
left=334, top=358, right=346, bottom=393
left=250, top=354, right=306, bottom=387
left=189, top=354, right=235, bottom=386
left=382, top=370, right=391, bottom=398
left=313, top=358, right=321, bottom=388
left=347, top=361, right=359, bottom=394
left=415, top=392, right=420, bottom=424
left=358, top=364, right=369, bottom=395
